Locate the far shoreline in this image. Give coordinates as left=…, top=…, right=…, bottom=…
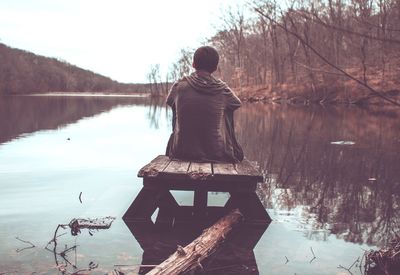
left=2, top=87, right=399, bottom=107
left=10, top=92, right=150, bottom=98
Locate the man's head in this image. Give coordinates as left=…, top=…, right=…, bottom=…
left=192, top=46, right=219, bottom=74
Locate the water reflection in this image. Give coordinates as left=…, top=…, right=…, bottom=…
left=124, top=218, right=268, bottom=274
left=236, top=104, right=400, bottom=247
left=0, top=95, right=162, bottom=143
left=1, top=95, right=399, bottom=273
left=146, top=97, right=172, bottom=129
left=131, top=99, right=400, bottom=249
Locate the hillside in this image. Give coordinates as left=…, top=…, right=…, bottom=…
left=0, top=43, right=149, bottom=94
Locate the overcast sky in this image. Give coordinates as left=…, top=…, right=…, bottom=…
left=0, top=0, right=245, bottom=83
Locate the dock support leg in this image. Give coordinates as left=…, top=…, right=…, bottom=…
left=123, top=187, right=159, bottom=222
left=123, top=187, right=180, bottom=223
left=225, top=192, right=271, bottom=224
left=193, top=188, right=208, bottom=219
left=155, top=191, right=179, bottom=226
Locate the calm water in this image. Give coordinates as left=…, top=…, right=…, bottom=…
left=0, top=95, right=399, bottom=274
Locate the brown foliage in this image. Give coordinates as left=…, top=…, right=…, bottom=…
left=172, top=0, right=400, bottom=104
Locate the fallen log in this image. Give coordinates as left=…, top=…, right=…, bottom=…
left=146, top=209, right=243, bottom=275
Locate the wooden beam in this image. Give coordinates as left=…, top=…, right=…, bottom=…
left=235, top=159, right=264, bottom=182
left=212, top=163, right=238, bottom=175
left=188, top=162, right=212, bottom=180
left=143, top=177, right=257, bottom=192
left=193, top=188, right=208, bottom=218
left=138, top=155, right=171, bottom=177
left=146, top=209, right=243, bottom=275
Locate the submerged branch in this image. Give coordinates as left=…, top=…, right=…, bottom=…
left=15, top=237, right=35, bottom=253
left=309, top=247, right=316, bottom=263
left=44, top=216, right=115, bottom=274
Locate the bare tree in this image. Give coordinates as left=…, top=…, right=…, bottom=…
left=147, top=64, right=161, bottom=96
left=172, top=0, right=400, bottom=105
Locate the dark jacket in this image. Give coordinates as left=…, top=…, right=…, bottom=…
left=166, top=70, right=244, bottom=163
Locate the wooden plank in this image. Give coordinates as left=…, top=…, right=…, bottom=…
left=188, top=162, right=212, bottom=180
left=212, top=163, right=238, bottom=176
left=212, top=162, right=261, bottom=183
left=162, top=160, right=191, bottom=174
left=235, top=159, right=264, bottom=182
left=146, top=209, right=243, bottom=275
left=144, top=177, right=256, bottom=192
left=138, top=156, right=262, bottom=182
left=137, top=155, right=171, bottom=178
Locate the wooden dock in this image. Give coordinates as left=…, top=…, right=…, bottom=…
left=123, top=155, right=271, bottom=225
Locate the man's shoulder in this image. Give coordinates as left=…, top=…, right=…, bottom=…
left=172, top=77, right=192, bottom=91
left=221, top=86, right=235, bottom=96
left=166, top=78, right=191, bottom=106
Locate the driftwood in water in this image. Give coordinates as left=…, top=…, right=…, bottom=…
left=365, top=236, right=400, bottom=275
left=69, top=216, right=115, bottom=236
left=146, top=209, right=243, bottom=275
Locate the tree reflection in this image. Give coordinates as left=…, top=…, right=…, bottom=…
left=236, top=104, right=400, bottom=247
left=149, top=102, right=399, bottom=246
left=2, top=95, right=398, bottom=248
left=0, top=95, right=154, bottom=143
left=146, top=96, right=171, bottom=129
left=124, top=219, right=268, bottom=275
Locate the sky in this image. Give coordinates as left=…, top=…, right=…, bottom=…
left=0, top=0, right=245, bottom=83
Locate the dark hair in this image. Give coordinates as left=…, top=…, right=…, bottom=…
left=193, top=46, right=219, bottom=73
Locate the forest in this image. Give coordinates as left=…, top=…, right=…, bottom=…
left=0, top=43, right=149, bottom=94
left=2, top=0, right=400, bottom=106
left=149, top=0, right=400, bottom=105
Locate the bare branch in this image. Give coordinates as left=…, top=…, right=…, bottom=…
left=291, top=9, right=400, bottom=45
left=253, top=6, right=400, bottom=106
left=15, top=237, right=35, bottom=253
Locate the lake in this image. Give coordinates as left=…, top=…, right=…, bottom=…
left=0, top=95, right=399, bottom=274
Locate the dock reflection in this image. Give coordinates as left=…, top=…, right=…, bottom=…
left=124, top=215, right=269, bottom=274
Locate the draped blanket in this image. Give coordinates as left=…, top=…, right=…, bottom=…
left=166, top=71, right=244, bottom=163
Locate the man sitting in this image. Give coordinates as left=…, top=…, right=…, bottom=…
left=166, top=46, right=243, bottom=163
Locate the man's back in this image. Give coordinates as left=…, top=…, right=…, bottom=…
left=166, top=71, right=243, bottom=163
